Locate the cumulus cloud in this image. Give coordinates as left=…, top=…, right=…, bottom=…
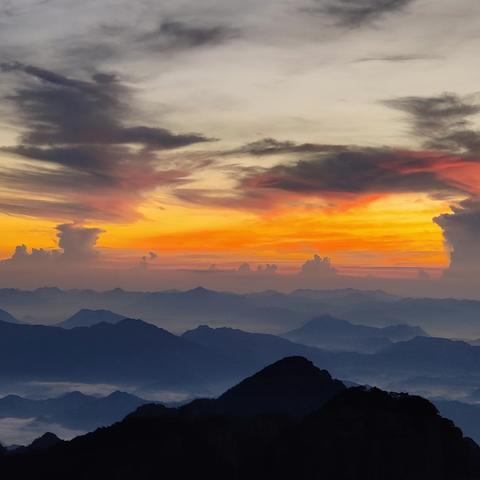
left=2, top=223, right=104, bottom=267
left=434, top=198, right=480, bottom=277
left=236, top=262, right=278, bottom=275
left=56, top=223, right=104, bottom=261
left=299, top=254, right=337, bottom=276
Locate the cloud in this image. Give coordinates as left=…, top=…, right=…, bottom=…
left=434, top=198, right=480, bottom=277
left=353, top=54, right=442, bottom=63
left=316, top=0, right=414, bottom=27
left=234, top=138, right=344, bottom=156
left=240, top=148, right=466, bottom=197
left=56, top=223, right=104, bottom=261
left=385, top=93, right=480, bottom=154
left=138, top=19, right=238, bottom=53
left=2, top=223, right=104, bottom=267
left=299, top=254, right=337, bottom=276
left=0, top=63, right=213, bottom=221
left=1, top=62, right=211, bottom=148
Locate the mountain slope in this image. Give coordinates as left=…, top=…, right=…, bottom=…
left=182, top=356, right=345, bottom=417
left=0, top=319, right=239, bottom=387
left=58, top=309, right=126, bottom=329
left=1, top=357, right=478, bottom=480
left=0, top=390, right=149, bottom=431
left=283, top=314, right=426, bottom=352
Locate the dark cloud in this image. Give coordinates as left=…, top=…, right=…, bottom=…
left=1, top=62, right=211, bottom=148
left=235, top=138, right=344, bottom=156
left=385, top=93, right=480, bottom=154
left=0, top=62, right=213, bottom=221
left=434, top=198, right=480, bottom=277
left=241, top=149, right=465, bottom=197
left=137, top=20, right=238, bottom=52
left=317, top=0, right=414, bottom=27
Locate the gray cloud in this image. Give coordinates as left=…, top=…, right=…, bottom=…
left=0, top=62, right=213, bottom=221
left=57, top=223, right=104, bottom=261
left=235, top=138, right=344, bottom=156
left=385, top=93, right=480, bottom=154
left=317, top=0, right=414, bottom=27
left=138, top=19, right=238, bottom=53
left=434, top=198, right=480, bottom=277
left=241, top=148, right=465, bottom=197
left=299, top=254, right=337, bottom=276
left=1, top=62, right=211, bottom=148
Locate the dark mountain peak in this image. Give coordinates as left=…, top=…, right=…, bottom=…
left=60, top=308, right=126, bottom=329
left=186, top=286, right=215, bottom=296
left=385, top=335, right=473, bottom=353
left=222, top=356, right=333, bottom=391
left=105, top=390, right=141, bottom=402
left=60, top=391, right=90, bottom=401
left=214, top=356, right=345, bottom=417
left=27, top=432, right=62, bottom=452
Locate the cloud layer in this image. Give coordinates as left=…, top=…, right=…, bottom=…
left=0, top=62, right=212, bottom=221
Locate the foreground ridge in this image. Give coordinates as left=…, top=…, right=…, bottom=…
left=1, top=356, right=479, bottom=480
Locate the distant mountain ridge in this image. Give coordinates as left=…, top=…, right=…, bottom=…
left=1, top=318, right=480, bottom=393
left=58, top=309, right=127, bottom=329
left=0, top=390, right=149, bottom=431
left=282, top=314, right=426, bottom=352
left=3, top=286, right=480, bottom=337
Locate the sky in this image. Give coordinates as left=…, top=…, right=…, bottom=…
left=1, top=0, right=480, bottom=294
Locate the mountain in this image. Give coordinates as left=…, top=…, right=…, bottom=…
left=0, top=308, right=20, bottom=324
left=0, top=390, right=149, bottom=431
left=3, top=287, right=480, bottom=337
left=11, top=433, right=63, bottom=455
left=58, top=309, right=127, bottom=329
left=434, top=400, right=480, bottom=445
left=0, top=319, right=241, bottom=388
left=373, top=336, right=480, bottom=373
left=182, top=356, right=345, bottom=417
left=1, top=357, right=478, bottom=480
left=182, top=325, right=337, bottom=371
left=282, top=314, right=426, bottom=353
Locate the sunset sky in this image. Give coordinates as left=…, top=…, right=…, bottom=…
left=1, top=0, right=480, bottom=288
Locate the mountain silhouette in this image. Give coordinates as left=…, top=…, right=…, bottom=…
left=283, top=314, right=426, bottom=352
left=0, top=390, right=149, bottom=431
left=0, top=318, right=240, bottom=388
left=182, top=325, right=335, bottom=372
left=58, top=309, right=126, bottom=328
left=434, top=400, right=480, bottom=445
left=182, top=356, right=345, bottom=417
left=1, top=357, right=479, bottom=479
